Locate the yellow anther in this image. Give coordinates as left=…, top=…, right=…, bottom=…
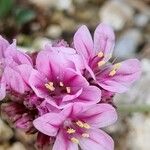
left=82, top=133, right=90, bottom=138
left=98, top=52, right=104, bottom=58
left=76, top=120, right=84, bottom=128
left=109, top=63, right=121, bottom=76
left=113, top=63, right=121, bottom=70
left=71, top=137, right=79, bottom=144
left=59, top=82, right=64, bottom=87
left=67, top=128, right=76, bottom=134
left=83, top=123, right=91, bottom=129
left=98, top=60, right=105, bottom=67
left=45, top=82, right=55, bottom=91
left=109, top=70, right=116, bottom=76
left=66, top=87, right=71, bottom=93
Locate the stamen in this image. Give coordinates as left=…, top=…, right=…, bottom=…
left=59, top=82, right=64, bottom=87
left=113, top=63, right=121, bottom=69
left=71, top=137, right=79, bottom=144
left=109, top=63, right=121, bottom=76
left=83, top=123, right=91, bottom=129
left=109, top=70, right=116, bottom=76
left=98, top=52, right=104, bottom=58
left=82, top=133, right=90, bottom=138
left=98, top=60, right=105, bottom=67
left=66, top=87, right=71, bottom=93
left=45, top=82, right=55, bottom=91
left=67, top=128, right=76, bottom=134
left=76, top=120, right=84, bottom=128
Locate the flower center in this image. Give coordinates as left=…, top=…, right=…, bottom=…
left=45, top=81, right=71, bottom=95
left=45, top=82, right=55, bottom=91
left=64, top=120, right=91, bottom=144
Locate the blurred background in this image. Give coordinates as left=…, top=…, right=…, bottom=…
left=0, top=0, right=150, bottom=149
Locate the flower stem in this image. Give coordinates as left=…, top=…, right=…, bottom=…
left=118, top=104, right=150, bottom=113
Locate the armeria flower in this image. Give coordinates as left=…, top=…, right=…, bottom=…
left=73, top=23, right=141, bottom=93
left=0, top=36, right=33, bottom=100
left=29, top=47, right=101, bottom=108
left=33, top=103, right=117, bottom=150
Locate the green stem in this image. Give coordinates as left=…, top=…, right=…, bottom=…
left=118, top=104, right=150, bottom=113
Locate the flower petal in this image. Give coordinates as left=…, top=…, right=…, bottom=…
left=77, top=86, right=101, bottom=104
left=16, top=64, right=33, bottom=84
left=0, top=79, right=6, bottom=100
left=94, top=23, right=115, bottom=62
left=73, top=25, right=94, bottom=62
left=63, top=68, right=88, bottom=87
left=62, top=89, right=83, bottom=102
left=80, top=104, right=117, bottom=128
left=80, top=129, right=114, bottom=150
left=53, top=129, right=79, bottom=150
left=29, top=69, right=48, bottom=98
left=4, top=40, right=32, bottom=65
left=97, top=59, right=141, bottom=93
left=36, top=50, right=74, bottom=81
left=3, top=66, right=27, bottom=93
left=0, top=35, right=9, bottom=58
left=33, top=113, right=65, bottom=137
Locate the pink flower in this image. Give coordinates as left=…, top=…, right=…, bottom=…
left=34, top=103, right=117, bottom=150
left=73, top=23, right=141, bottom=93
left=29, top=46, right=101, bottom=109
left=0, top=36, right=33, bottom=100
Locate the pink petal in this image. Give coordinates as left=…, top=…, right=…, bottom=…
left=16, top=64, right=33, bottom=84
left=29, top=69, right=48, bottom=98
left=0, top=36, right=9, bottom=58
left=80, top=104, right=117, bottom=128
left=97, top=59, right=141, bottom=93
left=4, top=66, right=27, bottom=93
left=80, top=129, right=114, bottom=150
left=63, top=68, right=88, bottom=87
left=53, top=129, right=78, bottom=150
left=36, top=50, right=53, bottom=79
left=73, top=25, right=94, bottom=61
left=77, top=86, right=101, bottom=104
left=62, top=89, right=83, bottom=102
left=33, top=113, right=65, bottom=137
left=0, top=79, right=6, bottom=100
left=94, top=23, right=115, bottom=62
left=4, top=40, right=32, bottom=65
left=36, top=50, right=74, bottom=81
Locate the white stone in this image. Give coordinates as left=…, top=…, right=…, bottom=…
left=99, top=0, right=134, bottom=30
left=7, top=142, right=26, bottom=150
left=46, top=25, right=62, bottom=38
left=114, top=29, right=142, bottom=59
left=126, top=113, right=150, bottom=150
left=0, top=118, right=13, bottom=142
left=32, top=37, right=52, bottom=50
left=134, top=13, right=149, bottom=27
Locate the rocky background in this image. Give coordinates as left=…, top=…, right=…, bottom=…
left=0, top=0, right=150, bottom=149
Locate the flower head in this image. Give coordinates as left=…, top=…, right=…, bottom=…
left=29, top=46, right=101, bottom=108
left=0, top=36, right=33, bottom=100
left=34, top=103, right=117, bottom=150
left=73, top=23, right=141, bottom=93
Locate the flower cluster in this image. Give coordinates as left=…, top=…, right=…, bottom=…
left=0, top=23, right=141, bottom=150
